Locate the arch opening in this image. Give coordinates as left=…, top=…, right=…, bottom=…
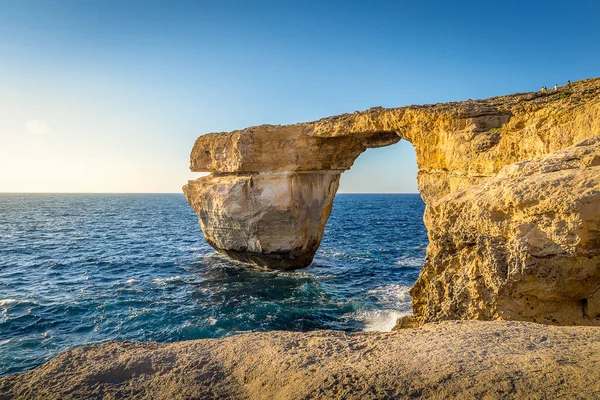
left=311, top=141, right=427, bottom=331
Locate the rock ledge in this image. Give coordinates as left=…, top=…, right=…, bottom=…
left=2, top=321, right=599, bottom=399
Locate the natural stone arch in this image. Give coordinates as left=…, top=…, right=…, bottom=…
left=184, top=78, right=600, bottom=326
left=184, top=125, right=402, bottom=270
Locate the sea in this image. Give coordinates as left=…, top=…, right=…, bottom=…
left=0, top=193, right=427, bottom=376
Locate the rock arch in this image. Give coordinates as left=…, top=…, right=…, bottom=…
left=184, top=78, right=600, bottom=326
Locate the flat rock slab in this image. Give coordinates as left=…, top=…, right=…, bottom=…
left=2, top=321, right=599, bottom=399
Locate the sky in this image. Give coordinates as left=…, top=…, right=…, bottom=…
left=0, top=0, right=598, bottom=193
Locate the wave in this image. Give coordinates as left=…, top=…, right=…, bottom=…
left=152, top=276, right=182, bottom=285
left=0, top=299, right=19, bottom=307
left=395, top=255, right=425, bottom=267
left=358, top=284, right=413, bottom=332
left=366, top=284, right=412, bottom=308
left=0, top=299, right=37, bottom=321
left=0, top=299, right=37, bottom=308
left=360, top=309, right=408, bottom=332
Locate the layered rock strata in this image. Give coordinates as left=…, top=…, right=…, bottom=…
left=184, top=126, right=400, bottom=269
left=184, top=171, right=341, bottom=269
left=184, top=78, right=600, bottom=325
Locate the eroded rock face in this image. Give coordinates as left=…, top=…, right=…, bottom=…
left=411, top=136, right=600, bottom=326
left=183, top=171, right=340, bottom=269
left=184, top=77, right=600, bottom=325
left=184, top=127, right=400, bottom=269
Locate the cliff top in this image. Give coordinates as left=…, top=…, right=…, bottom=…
left=190, top=77, right=600, bottom=173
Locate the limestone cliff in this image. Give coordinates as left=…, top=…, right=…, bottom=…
left=184, top=171, right=341, bottom=269
left=410, top=136, right=600, bottom=326
left=183, top=127, right=400, bottom=269
left=184, top=78, right=600, bottom=325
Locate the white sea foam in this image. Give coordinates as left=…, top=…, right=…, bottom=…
left=361, top=310, right=408, bottom=332
left=0, top=299, right=36, bottom=308
left=152, top=276, right=182, bottom=285
left=358, top=284, right=413, bottom=332
left=0, top=299, right=36, bottom=322
left=125, top=278, right=139, bottom=285
left=395, top=255, right=425, bottom=267
left=0, top=299, right=19, bottom=307
left=366, top=284, right=412, bottom=308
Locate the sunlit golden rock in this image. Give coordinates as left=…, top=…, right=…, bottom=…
left=184, top=77, right=600, bottom=326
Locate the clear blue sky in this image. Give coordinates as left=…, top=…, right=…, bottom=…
left=0, top=0, right=597, bottom=193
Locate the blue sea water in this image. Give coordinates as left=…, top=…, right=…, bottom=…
left=0, top=193, right=426, bottom=376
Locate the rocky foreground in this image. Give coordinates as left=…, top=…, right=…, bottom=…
left=2, top=321, right=599, bottom=399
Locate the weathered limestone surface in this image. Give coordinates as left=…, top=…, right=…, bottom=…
left=184, top=127, right=400, bottom=269
left=411, top=136, right=600, bottom=326
left=184, top=171, right=341, bottom=269
left=3, top=321, right=600, bottom=399
left=184, top=78, right=600, bottom=325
